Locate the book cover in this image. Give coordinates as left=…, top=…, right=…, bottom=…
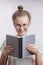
left=6, top=34, right=35, bottom=58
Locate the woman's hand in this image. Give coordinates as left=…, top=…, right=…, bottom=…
left=26, top=44, right=39, bottom=55
left=2, top=46, right=14, bottom=56
left=0, top=46, right=14, bottom=65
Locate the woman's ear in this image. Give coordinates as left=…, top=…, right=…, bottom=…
left=29, top=21, right=31, bottom=26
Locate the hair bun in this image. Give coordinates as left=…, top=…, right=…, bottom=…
left=18, top=5, right=23, bottom=12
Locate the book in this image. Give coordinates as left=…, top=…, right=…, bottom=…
left=6, top=34, right=35, bottom=58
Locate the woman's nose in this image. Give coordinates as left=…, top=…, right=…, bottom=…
left=20, top=25, right=24, bottom=29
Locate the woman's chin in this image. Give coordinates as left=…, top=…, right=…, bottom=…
left=18, top=32, right=26, bottom=36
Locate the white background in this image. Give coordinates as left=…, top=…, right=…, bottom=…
left=0, top=0, right=43, bottom=52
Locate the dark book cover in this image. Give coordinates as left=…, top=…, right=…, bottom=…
left=6, top=34, right=35, bottom=58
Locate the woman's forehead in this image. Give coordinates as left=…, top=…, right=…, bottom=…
left=14, top=16, right=29, bottom=24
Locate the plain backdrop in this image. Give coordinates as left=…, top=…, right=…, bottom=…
left=0, top=0, right=43, bottom=52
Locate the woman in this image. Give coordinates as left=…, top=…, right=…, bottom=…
left=0, top=5, right=43, bottom=65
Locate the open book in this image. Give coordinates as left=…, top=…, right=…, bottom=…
left=6, top=34, right=35, bottom=58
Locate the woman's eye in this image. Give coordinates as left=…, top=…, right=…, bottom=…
left=23, top=24, right=27, bottom=26
left=16, top=24, right=20, bottom=26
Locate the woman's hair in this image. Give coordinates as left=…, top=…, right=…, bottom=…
left=12, top=5, right=31, bottom=22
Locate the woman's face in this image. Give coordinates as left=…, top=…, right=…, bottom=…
left=13, top=15, right=31, bottom=36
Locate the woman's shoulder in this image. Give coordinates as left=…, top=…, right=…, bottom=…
left=0, top=40, right=6, bottom=50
